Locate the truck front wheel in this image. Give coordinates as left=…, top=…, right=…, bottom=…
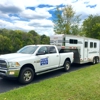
left=63, top=60, right=70, bottom=72
left=18, top=67, right=34, bottom=84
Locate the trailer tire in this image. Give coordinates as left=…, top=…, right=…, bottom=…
left=93, top=58, right=96, bottom=64
left=63, top=60, right=70, bottom=72
left=96, top=57, right=99, bottom=64
left=18, top=67, right=34, bottom=84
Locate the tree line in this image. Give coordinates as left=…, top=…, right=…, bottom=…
left=0, top=29, right=50, bottom=54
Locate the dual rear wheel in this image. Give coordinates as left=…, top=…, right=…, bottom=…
left=93, top=57, right=99, bottom=64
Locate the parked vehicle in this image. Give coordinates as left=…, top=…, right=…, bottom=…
left=0, top=45, right=73, bottom=84
left=50, top=34, right=100, bottom=64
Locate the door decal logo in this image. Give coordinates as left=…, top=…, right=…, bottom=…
left=40, top=58, right=48, bottom=65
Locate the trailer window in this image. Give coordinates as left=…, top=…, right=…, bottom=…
left=63, top=37, right=65, bottom=46
left=94, top=43, right=97, bottom=48
left=90, top=42, right=93, bottom=48
left=69, top=39, right=78, bottom=44
left=85, top=42, right=88, bottom=48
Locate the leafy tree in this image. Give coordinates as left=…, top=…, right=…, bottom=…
left=53, top=7, right=64, bottom=34
left=0, top=35, right=12, bottom=54
left=12, top=38, right=23, bottom=52
left=28, top=30, right=38, bottom=36
left=0, top=28, right=50, bottom=54
left=0, top=28, right=9, bottom=36
left=28, top=30, right=41, bottom=44
left=40, top=35, right=50, bottom=44
left=82, top=15, right=100, bottom=39
left=53, top=5, right=81, bottom=35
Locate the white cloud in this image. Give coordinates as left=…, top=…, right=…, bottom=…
left=0, top=20, right=34, bottom=31
left=0, top=19, right=14, bottom=28
left=72, top=0, right=99, bottom=14
left=29, top=19, right=53, bottom=27
left=35, top=27, right=54, bottom=36
left=0, top=11, right=9, bottom=18
left=20, top=8, right=51, bottom=19
left=10, top=16, right=20, bottom=20
left=28, top=19, right=54, bottom=36
left=13, top=20, right=35, bottom=30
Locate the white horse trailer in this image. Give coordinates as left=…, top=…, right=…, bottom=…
left=50, top=34, right=100, bottom=64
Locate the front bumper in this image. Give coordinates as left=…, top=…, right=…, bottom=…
left=0, top=68, right=20, bottom=78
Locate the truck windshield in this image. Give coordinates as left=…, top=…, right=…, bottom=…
left=17, top=46, right=39, bottom=54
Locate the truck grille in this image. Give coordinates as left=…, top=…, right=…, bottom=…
left=0, top=60, right=7, bottom=69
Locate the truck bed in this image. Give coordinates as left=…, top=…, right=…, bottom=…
left=59, top=48, right=80, bottom=63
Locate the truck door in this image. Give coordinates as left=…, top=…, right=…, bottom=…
left=84, top=40, right=88, bottom=62
left=48, top=46, right=60, bottom=68
left=35, top=46, right=50, bottom=72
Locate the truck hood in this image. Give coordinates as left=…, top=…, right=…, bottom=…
left=0, top=53, right=31, bottom=61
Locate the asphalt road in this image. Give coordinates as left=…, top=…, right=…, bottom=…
left=0, top=63, right=92, bottom=94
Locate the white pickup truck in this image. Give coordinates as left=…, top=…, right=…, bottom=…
left=0, top=45, right=73, bottom=84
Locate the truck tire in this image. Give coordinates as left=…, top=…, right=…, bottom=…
left=63, top=60, right=70, bottom=72
left=18, top=67, right=34, bottom=84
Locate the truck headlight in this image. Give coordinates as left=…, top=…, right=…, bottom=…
left=8, top=62, right=20, bottom=67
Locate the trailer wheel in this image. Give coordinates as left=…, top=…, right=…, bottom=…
left=96, top=57, right=99, bottom=64
left=93, top=58, right=96, bottom=64
left=63, top=60, right=70, bottom=72
left=19, top=67, right=34, bottom=84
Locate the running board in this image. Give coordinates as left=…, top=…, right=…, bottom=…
left=36, top=66, right=64, bottom=75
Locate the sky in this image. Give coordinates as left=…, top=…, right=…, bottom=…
left=0, top=0, right=99, bottom=36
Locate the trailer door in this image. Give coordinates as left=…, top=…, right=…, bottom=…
left=84, top=40, right=88, bottom=62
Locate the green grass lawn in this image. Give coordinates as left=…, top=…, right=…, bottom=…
left=0, top=64, right=100, bottom=100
